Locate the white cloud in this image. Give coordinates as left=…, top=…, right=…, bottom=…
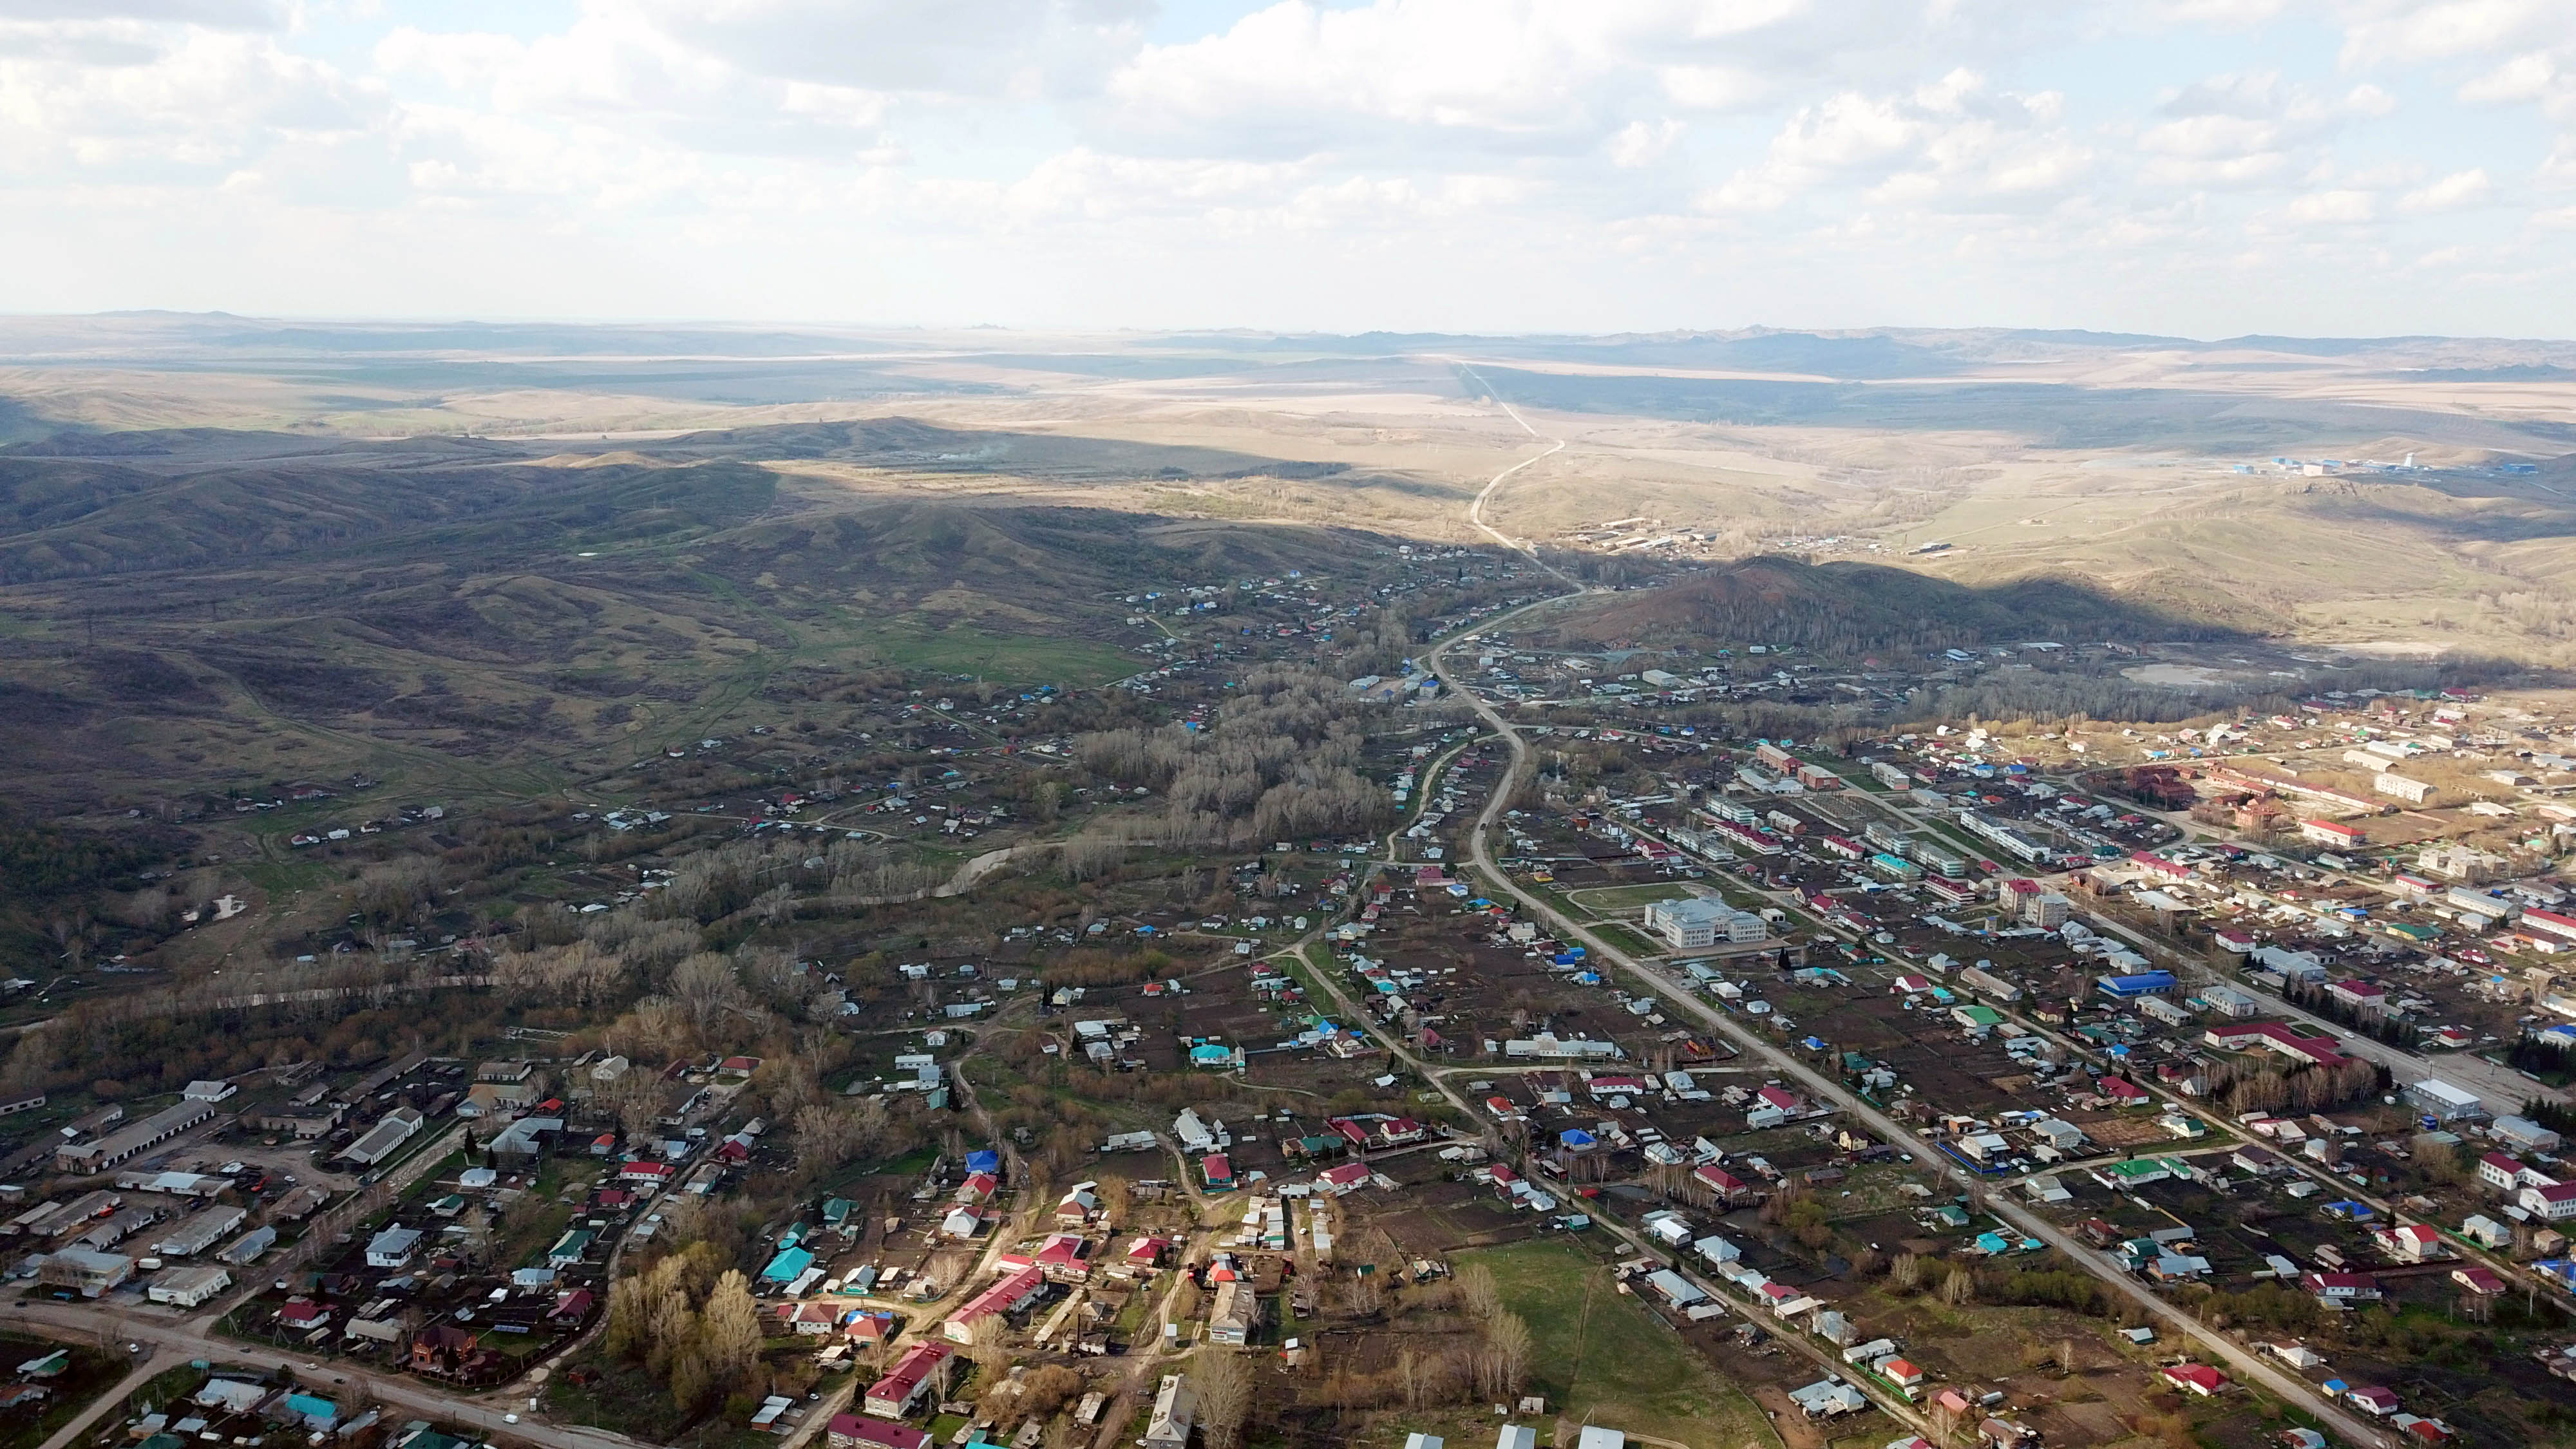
left=3, top=0, right=2576, bottom=334
left=2283, top=187, right=2378, bottom=224
left=1606, top=118, right=1683, bottom=168
left=2400, top=166, right=2491, bottom=209
left=623, top=0, right=1154, bottom=100
left=2136, top=70, right=2398, bottom=189
left=2337, top=0, right=2568, bottom=69
left=1658, top=64, right=1770, bottom=112
left=1705, top=69, right=2088, bottom=215
left=2459, top=50, right=2558, bottom=104
left=377, top=13, right=891, bottom=162
left=0, top=23, right=374, bottom=176
left=0, top=1, right=287, bottom=26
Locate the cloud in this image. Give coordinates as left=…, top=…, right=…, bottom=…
left=625, top=0, right=1154, bottom=100
left=2283, top=187, right=2378, bottom=225
left=377, top=14, right=891, bottom=163
left=2337, top=0, right=2568, bottom=69
left=2137, top=71, right=2396, bottom=189
left=4, top=0, right=2576, bottom=334
left=1606, top=118, right=1683, bottom=168
left=2400, top=166, right=2492, bottom=210
left=0, top=23, right=374, bottom=176
left=0, top=0, right=285, bottom=26
left=1705, top=68, right=2088, bottom=214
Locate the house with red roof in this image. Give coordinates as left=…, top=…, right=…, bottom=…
left=1033, top=1233, right=1092, bottom=1283
left=2372, top=1224, right=2443, bottom=1262
left=278, top=1298, right=330, bottom=1330
left=1318, top=1162, right=1372, bottom=1195
left=2345, top=1385, right=2401, bottom=1416
left=780, top=1301, right=840, bottom=1334
left=954, top=1172, right=998, bottom=1204
left=2481, top=1152, right=2528, bottom=1191
left=2305, top=1271, right=2382, bottom=1303
left=1694, top=1163, right=1754, bottom=1204
left=1200, top=1154, right=1235, bottom=1192
left=2522, top=1181, right=2576, bottom=1220
left=1372, top=1117, right=1426, bottom=1147
left=2161, top=1363, right=2229, bottom=1396
left=943, top=1265, right=1045, bottom=1344
left=2450, top=1266, right=2505, bottom=1296
left=618, top=1160, right=673, bottom=1187
left=864, top=1343, right=951, bottom=1418
left=2202, top=1021, right=2353, bottom=1068
left=829, top=1416, right=932, bottom=1449
left=2101, top=1077, right=2149, bottom=1105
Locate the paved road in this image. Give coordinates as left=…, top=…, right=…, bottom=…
left=2078, top=908, right=2557, bottom=1114
left=1421, top=632, right=2393, bottom=1449
left=5, top=1300, right=647, bottom=1449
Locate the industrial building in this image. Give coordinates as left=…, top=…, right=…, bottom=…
left=2405, top=1079, right=2485, bottom=1122
left=39, top=1248, right=134, bottom=1297
left=147, top=1264, right=232, bottom=1307
left=53, top=1100, right=216, bottom=1174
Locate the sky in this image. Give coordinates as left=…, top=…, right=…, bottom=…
left=5, top=0, right=2576, bottom=337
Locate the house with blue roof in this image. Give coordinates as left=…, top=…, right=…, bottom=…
left=281, top=1394, right=337, bottom=1430
left=761, top=1246, right=815, bottom=1283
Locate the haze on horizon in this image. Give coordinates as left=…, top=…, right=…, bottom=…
left=3, top=1, right=2575, bottom=337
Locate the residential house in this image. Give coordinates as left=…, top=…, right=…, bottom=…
left=2521, top=1182, right=2576, bottom=1221
left=410, top=1325, right=499, bottom=1381
left=2451, top=1267, right=2506, bottom=1297
left=864, top=1343, right=951, bottom=1418
left=2163, top=1364, right=2230, bottom=1396
left=366, top=1226, right=422, bottom=1269
left=1142, top=1374, right=1195, bottom=1449
left=829, top=1417, right=933, bottom=1449
left=1208, top=1279, right=1260, bottom=1346
left=2373, top=1224, right=2443, bottom=1262
left=2304, top=1271, right=2383, bottom=1303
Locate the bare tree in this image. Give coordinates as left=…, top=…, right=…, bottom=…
left=1195, top=1352, right=1254, bottom=1449
left=1457, top=1264, right=1502, bottom=1321
left=1488, top=1312, right=1533, bottom=1399
left=701, top=1269, right=763, bottom=1394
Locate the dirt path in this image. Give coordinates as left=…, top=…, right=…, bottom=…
left=37, top=1355, right=158, bottom=1449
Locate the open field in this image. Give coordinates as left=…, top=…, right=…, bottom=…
left=1564, top=882, right=1697, bottom=913
left=1464, top=1238, right=1779, bottom=1449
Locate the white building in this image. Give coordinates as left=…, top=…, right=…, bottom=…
left=365, top=1225, right=422, bottom=1269
left=1643, top=898, right=1766, bottom=950
left=2405, top=1079, right=2484, bottom=1122
left=147, top=1264, right=231, bottom=1307
left=1143, top=1376, right=1196, bottom=1449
